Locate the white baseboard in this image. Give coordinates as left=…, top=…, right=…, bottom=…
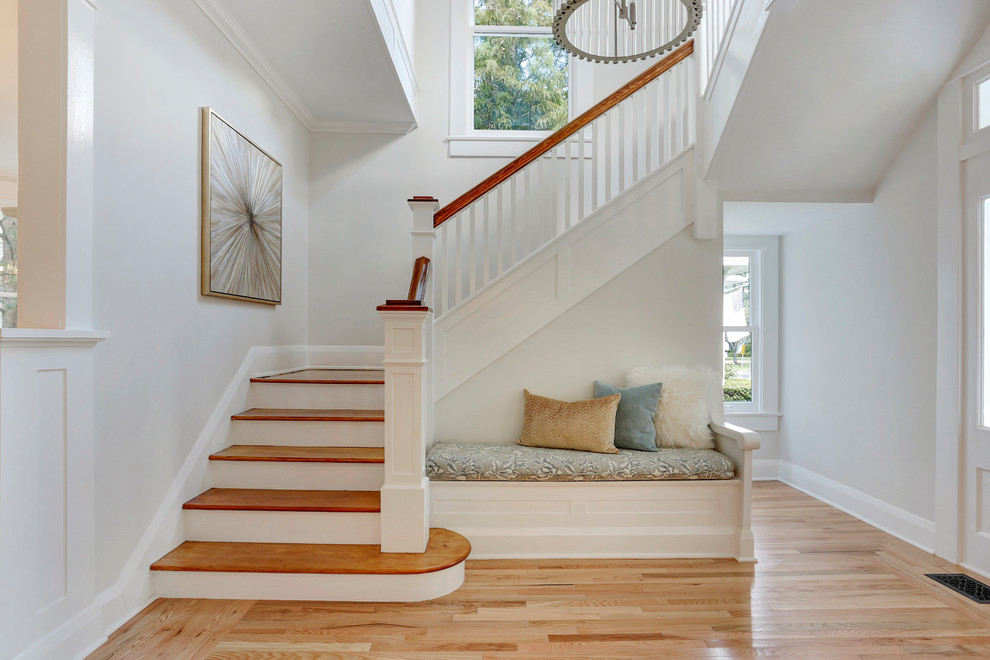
left=777, top=461, right=936, bottom=553
left=752, top=459, right=779, bottom=481
left=12, top=603, right=102, bottom=660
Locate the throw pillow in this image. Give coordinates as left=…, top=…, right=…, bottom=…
left=518, top=389, right=621, bottom=454
left=593, top=380, right=661, bottom=451
left=625, top=365, right=718, bottom=449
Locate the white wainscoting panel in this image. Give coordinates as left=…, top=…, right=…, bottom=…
left=434, top=149, right=695, bottom=400
left=0, top=329, right=107, bottom=660
left=430, top=479, right=740, bottom=559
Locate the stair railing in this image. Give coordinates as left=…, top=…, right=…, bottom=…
left=429, top=40, right=695, bottom=320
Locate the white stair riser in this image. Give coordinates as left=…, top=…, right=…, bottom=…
left=230, top=420, right=384, bottom=446
left=184, top=510, right=381, bottom=544
left=153, top=563, right=465, bottom=602
left=250, top=382, right=384, bottom=410
left=209, top=461, right=384, bottom=490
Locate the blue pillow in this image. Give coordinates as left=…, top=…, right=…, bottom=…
left=593, top=380, right=662, bottom=452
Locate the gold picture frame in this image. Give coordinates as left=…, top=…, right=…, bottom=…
left=201, top=107, right=283, bottom=305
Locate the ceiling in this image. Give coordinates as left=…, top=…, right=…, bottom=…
left=207, top=0, right=416, bottom=133
left=709, top=0, right=990, bottom=199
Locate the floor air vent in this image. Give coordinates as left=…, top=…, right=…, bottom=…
left=925, top=573, right=990, bottom=603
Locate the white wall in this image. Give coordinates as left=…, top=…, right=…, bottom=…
left=91, top=0, right=309, bottom=592
left=435, top=227, right=721, bottom=443
left=779, top=108, right=938, bottom=525
left=307, top=0, right=663, bottom=345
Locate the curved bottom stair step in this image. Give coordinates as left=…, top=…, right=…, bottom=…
left=151, top=529, right=471, bottom=602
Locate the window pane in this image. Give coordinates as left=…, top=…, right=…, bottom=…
left=475, top=0, right=554, bottom=28
left=723, top=331, right=753, bottom=403
left=723, top=255, right=750, bottom=326
left=0, top=209, right=16, bottom=328
left=474, top=35, right=568, bottom=131
left=979, top=78, right=990, bottom=131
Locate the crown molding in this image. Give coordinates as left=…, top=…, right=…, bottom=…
left=192, top=0, right=317, bottom=131
left=193, top=0, right=419, bottom=136
left=310, top=120, right=417, bottom=135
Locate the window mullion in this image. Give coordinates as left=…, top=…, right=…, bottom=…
left=473, top=25, right=552, bottom=36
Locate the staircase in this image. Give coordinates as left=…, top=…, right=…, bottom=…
left=150, top=369, right=470, bottom=602
left=149, top=39, right=708, bottom=604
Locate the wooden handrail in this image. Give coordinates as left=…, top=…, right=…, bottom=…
left=434, top=40, right=694, bottom=227
left=407, top=256, right=430, bottom=302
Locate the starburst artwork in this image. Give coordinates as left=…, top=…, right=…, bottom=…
left=201, top=108, right=282, bottom=304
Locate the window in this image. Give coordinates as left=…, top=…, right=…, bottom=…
left=449, top=0, right=583, bottom=157
left=472, top=0, right=568, bottom=131
left=723, top=250, right=758, bottom=411
left=0, top=208, right=15, bottom=328
left=979, top=77, right=990, bottom=132
left=722, top=236, right=780, bottom=430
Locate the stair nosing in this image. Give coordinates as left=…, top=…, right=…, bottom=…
left=231, top=408, right=385, bottom=422
left=209, top=446, right=385, bottom=464
left=150, top=530, right=471, bottom=575
left=183, top=488, right=382, bottom=513
left=251, top=369, right=385, bottom=385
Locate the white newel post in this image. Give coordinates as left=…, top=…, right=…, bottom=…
left=378, top=305, right=432, bottom=553
left=376, top=198, right=438, bottom=553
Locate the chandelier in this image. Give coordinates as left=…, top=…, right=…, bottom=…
left=553, top=0, right=703, bottom=63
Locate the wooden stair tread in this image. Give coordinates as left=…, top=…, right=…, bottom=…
left=232, top=408, right=385, bottom=422
left=210, top=446, right=384, bottom=463
left=251, top=369, right=385, bottom=385
left=183, top=488, right=381, bottom=512
left=151, top=529, right=470, bottom=575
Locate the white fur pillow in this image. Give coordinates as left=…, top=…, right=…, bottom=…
left=625, top=365, right=718, bottom=449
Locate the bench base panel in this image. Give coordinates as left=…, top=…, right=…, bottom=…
left=430, top=479, right=751, bottom=560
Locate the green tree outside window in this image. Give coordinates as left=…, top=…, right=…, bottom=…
left=473, top=0, right=569, bottom=131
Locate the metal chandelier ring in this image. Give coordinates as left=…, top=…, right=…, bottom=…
left=552, top=0, right=703, bottom=63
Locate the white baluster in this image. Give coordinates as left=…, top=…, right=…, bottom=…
left=454, top=213, right=463, bottom=306
left=439, top=222, right=448, bottom=316
left=578, top=126, right=586, bottom=220
left=468, top=205, right=477, bottom=295
left=605, top=111, right=612, bottom=202
left=592, top=119, right=600, bottom=210
left=632, top=94, right=640, bottom=184
left=617, top=103, right=626, bottom=194
left=646, top=79, right=655, bottom=174
left=496, top=184, right=504, bottom=276
left=482, top=195, right=491, bottom=287
left=663, top=68, right=674, bottom=163
left=510, top=175, right=518, bottom=267
left=564, top=138, right=572, bottom=231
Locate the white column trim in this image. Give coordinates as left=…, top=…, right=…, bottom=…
left=934, top=77, right=964, bottom=563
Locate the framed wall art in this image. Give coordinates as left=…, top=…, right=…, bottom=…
left=201, top=107, right=283, bottom=305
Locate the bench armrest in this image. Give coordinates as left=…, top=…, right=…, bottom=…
left=710, top=422, right=761, bottom=452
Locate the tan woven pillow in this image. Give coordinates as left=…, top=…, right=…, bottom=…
left=518, top=390, right=621, bottom=454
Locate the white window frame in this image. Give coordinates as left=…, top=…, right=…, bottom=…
left=448, top=0, right=584, bottom=158
left=961, top=61, right=990, bottom=161
left=723, top=236, right=780, bottom=431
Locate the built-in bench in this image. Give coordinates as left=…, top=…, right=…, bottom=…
left=426, top=422, right=760, bottom=561
left=427, top=442, right=736, bottom=482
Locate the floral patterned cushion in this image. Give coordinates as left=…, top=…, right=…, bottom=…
left=426, top=441, right=735, bottom=482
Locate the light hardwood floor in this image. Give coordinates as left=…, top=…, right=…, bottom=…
left=88, top=482, right=990, bottom=659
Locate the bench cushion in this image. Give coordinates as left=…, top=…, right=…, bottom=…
left=426, top=441, right=735, bottom=482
